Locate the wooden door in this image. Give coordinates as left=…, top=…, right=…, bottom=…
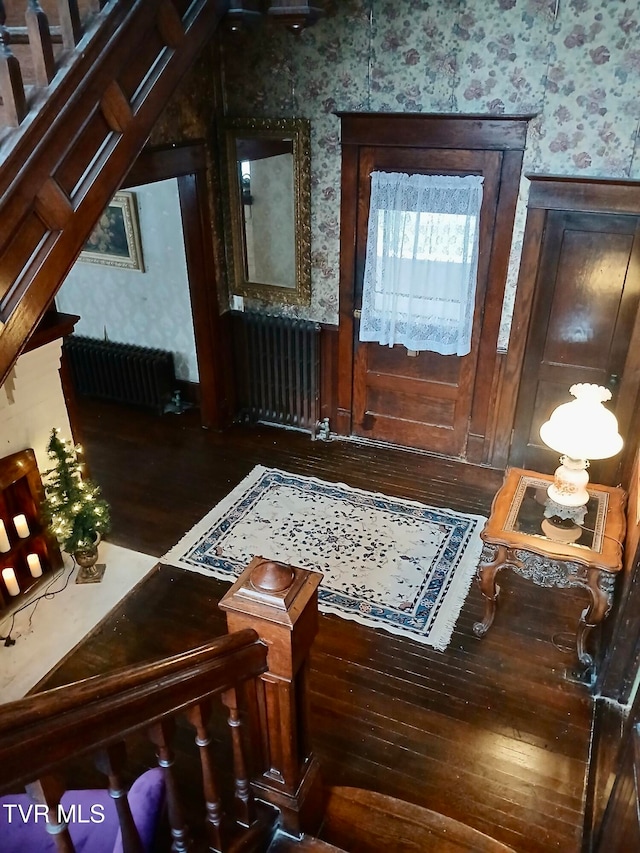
left=351, top=146, right=502, bottom=457
left=510, top=210, right=640, bottom=481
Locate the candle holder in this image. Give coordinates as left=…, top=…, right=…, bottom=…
left=0, top=448, right=63, bottom=617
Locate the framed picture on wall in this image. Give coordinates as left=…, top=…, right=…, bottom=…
left=79, top=191, right=145, bottom=271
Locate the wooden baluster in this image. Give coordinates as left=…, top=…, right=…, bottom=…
left=0, top=1, right=26, bottom=127
left=221, top=686, right=255, bottom=829
left=94, top=742, right=144, bottom=853
left=184, top=701, right=226, bottom=852
left=26, top=0, right=55, bottom=86
left=56, top=0, right=81, bottom=49
left=148, top=719, right=190, bottom=853
left=25, top=776, right=76, bottom=853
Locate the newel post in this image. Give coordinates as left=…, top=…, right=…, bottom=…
left=219, top=556, right=324, bottom=837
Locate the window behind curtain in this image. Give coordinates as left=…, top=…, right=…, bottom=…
left=359, top=171, right=484, bottom=356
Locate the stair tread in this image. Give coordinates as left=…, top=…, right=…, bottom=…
left=269, top=832, right=346, bottom=852
left=320, top=786, right=518, bottom=853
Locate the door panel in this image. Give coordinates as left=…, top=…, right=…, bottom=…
left=354, top=346, right=459, bottom=446
left=352, top=146, right=502, bottom=456
left=511, top=210, right=640, bottom=481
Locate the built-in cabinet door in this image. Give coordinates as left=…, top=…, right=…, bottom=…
left=510, top=209, right=640, bottom=483
left=351, top=146, right=502, bottom=457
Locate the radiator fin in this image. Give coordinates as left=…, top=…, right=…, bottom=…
left=234, top=313, right=320, bottom=431
left=64, top=336, right=176, bottom=414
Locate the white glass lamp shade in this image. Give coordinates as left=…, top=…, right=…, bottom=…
left=539, top=384, right=623, bottom=461
left=539, top=384, right=623, bottom=508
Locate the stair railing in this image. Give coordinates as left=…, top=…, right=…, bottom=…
left=0, top=0, right=103, bottom=130
left=0, top=0, right=230, bottom=391
left=0, top=629, right=269, bottom=852
left=0, top=558, right=324, bottom=852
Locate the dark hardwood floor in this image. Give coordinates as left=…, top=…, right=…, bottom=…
left=38, top=399, right=594, bottom=853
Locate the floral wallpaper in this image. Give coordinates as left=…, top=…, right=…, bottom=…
left=56, top=180, right=199, bottom=382
left=220, top=0, right=640, bottom=347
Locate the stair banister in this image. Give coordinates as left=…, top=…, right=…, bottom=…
left=0, top=558, right=326, bottom=850
left=0, top=629, right=267, bottom=790
left=0, top=0, right=231, bottom=390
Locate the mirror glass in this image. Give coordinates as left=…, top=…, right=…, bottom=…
left=224, top=118, right=311, bottom=306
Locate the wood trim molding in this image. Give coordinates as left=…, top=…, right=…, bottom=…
left=338, top=113, right=534, bottom=150
left=177, top=164, right=232, bottom=429
left=469, top=147, right=525, bottom=464
left=319, top=324, right=339, bottom=428
left=24, top=310, right=79, bottom=354
left=526, top=174, right=640, bottom=214
left=491, top=207, right=547, bottom=467
left=336, top=142, right=359, bottom=437
left=123, top=143, right=208, bottom=186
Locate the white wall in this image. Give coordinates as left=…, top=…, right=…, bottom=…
left=0, top=341, right=73, bottom=474
left=56, top=179, right=199, bottom=382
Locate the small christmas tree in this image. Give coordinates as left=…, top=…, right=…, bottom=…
left=42, top=428, right=111, bottom=554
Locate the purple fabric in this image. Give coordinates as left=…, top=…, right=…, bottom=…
left=0, top=767, right=165, bottom=853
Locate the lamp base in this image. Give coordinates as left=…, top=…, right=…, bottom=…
left=547, top=456, right=590, bottom=508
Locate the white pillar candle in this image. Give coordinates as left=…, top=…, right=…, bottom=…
left=0, top=520, right=10, bottom=553
left=13, top=514, right=29, bottom=539
left=2, top=568, right=19, bottom=596
left=27, top=553, right=42, bottom=578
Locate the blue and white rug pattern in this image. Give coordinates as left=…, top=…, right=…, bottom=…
left=162, top=466, right=486, bottom=651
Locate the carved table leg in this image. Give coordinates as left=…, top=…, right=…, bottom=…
left=473, top=544, right=508, bottom=637
left=576, top=568, right=615, bottom=668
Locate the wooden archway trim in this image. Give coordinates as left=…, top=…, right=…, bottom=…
left=122, top=143, right=233, bottom=430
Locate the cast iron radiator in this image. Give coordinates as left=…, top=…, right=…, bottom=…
left=64, top=336, right=176, bottom=414
left=233, top=312, right=320, bottom=431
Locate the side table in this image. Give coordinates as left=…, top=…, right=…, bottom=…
left=474, top=467, right=626, bottom=673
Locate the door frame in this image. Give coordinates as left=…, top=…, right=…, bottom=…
left=123, top=142, right=233, bottom=429
left=495, top=175, right=640, bottom=482
left=336, top=113, right=531, bottom=462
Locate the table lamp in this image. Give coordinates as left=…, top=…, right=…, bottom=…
left=539, top=383, right=623, bottom=508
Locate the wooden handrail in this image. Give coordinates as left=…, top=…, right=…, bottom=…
left=0, top=628, right=268, bottom=792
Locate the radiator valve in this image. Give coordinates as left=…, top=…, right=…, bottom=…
left=164, top=390, right=192, bottom=415
left=314, top=417, right=332, bottom=442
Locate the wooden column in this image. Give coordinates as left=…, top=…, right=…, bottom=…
left=219, top=556, right=324, bottom=837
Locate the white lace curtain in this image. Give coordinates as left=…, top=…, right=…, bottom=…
left=359, top=171, right=484, bottom=356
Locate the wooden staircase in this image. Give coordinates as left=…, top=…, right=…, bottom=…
left=270, top=787, right=517, bottom=852
left=0, top=557, right=517, bottom=853
left=0, top=0, right=230, bottom=390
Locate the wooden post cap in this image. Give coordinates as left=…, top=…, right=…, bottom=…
left=219, top=556, right=323, bottom=623
left=250, top=558, right=295, bottom=593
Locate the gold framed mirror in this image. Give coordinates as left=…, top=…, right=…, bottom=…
left=223, top=117, right=311, bottom=306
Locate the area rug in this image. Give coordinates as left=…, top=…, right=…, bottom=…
left=162, top=466, right=487, bottom=650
